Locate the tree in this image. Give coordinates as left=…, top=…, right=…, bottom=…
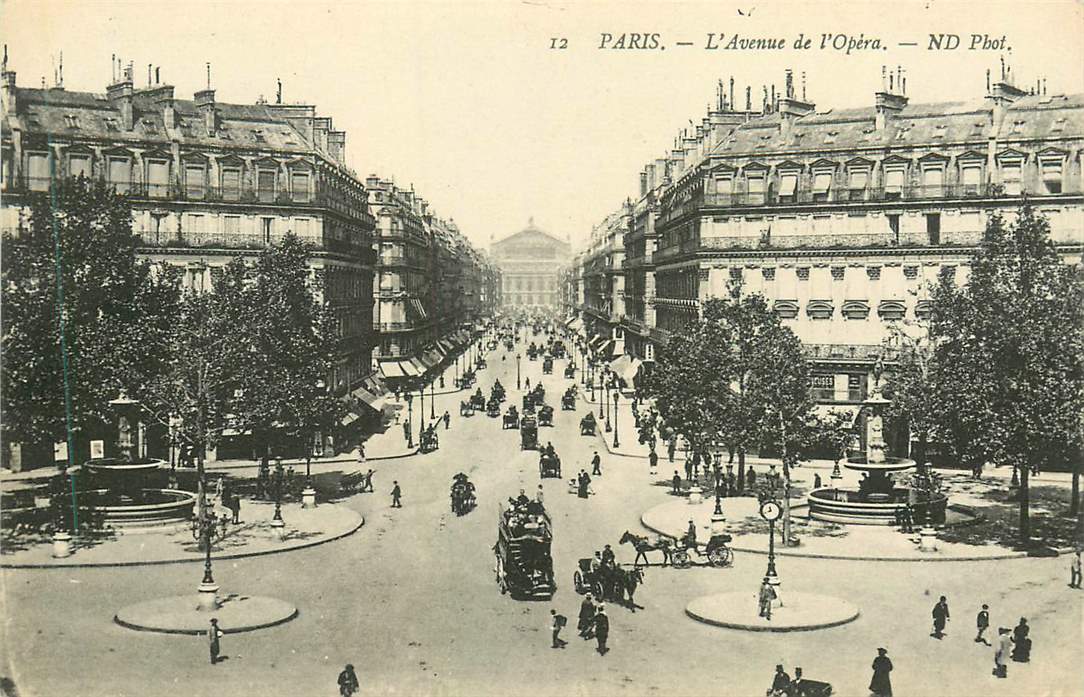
left=230, top=235, right=345, bottom=471
left=928, top=205, right=1084, bottom=547
left=1, top=177, right=180, bottom=464
left=883, top=325, right=941, bottom=474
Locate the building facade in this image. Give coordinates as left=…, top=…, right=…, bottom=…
left=1, top=59, right=381, bottom=462
left=570, top=67, right=1084, bottom=408
left=367, top=175, right=498, bottom=387
left=580, top=205, right=629, bottom=360
left=492, top=219, right=571, bottom=308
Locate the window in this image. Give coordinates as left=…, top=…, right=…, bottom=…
left=848, top=169, right=869, bottom=200
left=223, top=215, right=241, bottom=235
left=888, top=214, right=900, bottom=244
left=997, top=161, right=1021, bottom=195
left=961, top=165, right=982, bottom=195
left=69, top=154, right=91, bottom=180
left=261, top=217, right=274, bottom=243
left=715, top=176, right=733, bottom=201
left=746, top=174, right=765, bottom=204
left=812, top=171, right=833, bottom=201
left=884, top=167, right=905, bottom=199
left=293, top=217, right=311, bottom=236
left=185, top=213, right=205, bottom=235
left=811, top=374, right=834, bottom=401
left=108, top=157, right=131, bottom=193
left=212, top=169, right=239, bottom=204
left=185, top=164, right=206, bottom=200
left=290, top=170, right=311, bottom=203
left=141, top=160, right=167, bottom=198
left=926, top=213, right=940, bottom=245
left=1041, top=160, right=1063, bottom=194
left=27, top=152, right=50, bottom=191
left=257, top=169, right=276, bottom=203
left=64, top=114, right=79, bottom=129
left=921, top=167, right=944, bottom=195
left=778, top=172, right=798, bottom=202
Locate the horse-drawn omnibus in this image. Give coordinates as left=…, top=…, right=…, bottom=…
left=494, top=503, right=556, bottom=599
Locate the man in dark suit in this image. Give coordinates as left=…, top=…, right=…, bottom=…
left=931, top=595, right=950, bottom=638
left=578, top=593, right=595, bottom=638
left=592, top=605, right=610, bottom=655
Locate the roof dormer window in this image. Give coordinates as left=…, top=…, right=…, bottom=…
left=64, top=114, right=79, bottom=129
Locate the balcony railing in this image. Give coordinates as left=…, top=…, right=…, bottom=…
left=134, top=229, right=373, bottom=261
left=703, top=183, right=1002, bottom=208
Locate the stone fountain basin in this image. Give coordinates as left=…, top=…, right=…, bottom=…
left=807, top=487, right=947, bottom=526
left=82, top=488, right=197, bottom=531
left=83, top=457, right=167, bottom=475
left=843, top=456, right=916, bottom=474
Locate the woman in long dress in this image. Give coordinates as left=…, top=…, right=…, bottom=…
left=994, top=627, right=1012, bottom=678
left=869, top=647, right=892, bottom=696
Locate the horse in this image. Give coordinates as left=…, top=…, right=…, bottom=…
left=619, top=530, right=673, bottom=567
left=608, top=565, right=645, bottom=611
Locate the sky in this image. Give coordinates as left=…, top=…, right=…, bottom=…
left=2, top=1, right=1082, bottom=252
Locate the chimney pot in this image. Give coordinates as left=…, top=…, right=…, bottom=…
left=195, top=88, right=216, bottom=136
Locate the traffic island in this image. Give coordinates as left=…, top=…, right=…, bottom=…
left=686, top=591, right=859, bottom=632
left=115, top=593, right=298, bottom=635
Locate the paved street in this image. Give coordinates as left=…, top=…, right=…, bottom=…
left=2, top=342, right=1082, bottom=697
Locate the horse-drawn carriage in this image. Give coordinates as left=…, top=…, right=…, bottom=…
left=671, top=532, right=734, bottom=568
left=561, top=388, right=577, bottom=410
left=526, top=344, right=538, bottom=361
left=537, top=404, right=554, bottom=427
left=552, top=340, right=567, bottom=359
left=419, top=426, right=439, bottom=454
left=542, top=356, right=553, bottom=374
left=572, top=559, right=644, bottom=609
left=539, top=451, right=561, bottom=478
left=450, top=474, right=476, bottom=516
left=490, top=381, right=506, bottom=403
left=469, top=390, right=487, bottom=412
left=486, top=398, right=501, bottom=417
left=580, top=411, right=597, bottom=436
left=459, top=399, right=474, bottom=417
left=502, top=407, right=519, bottom=429
left=531, top=383, right=545, bottom=402
left=494, top=503, right=556, bottom=600
left=563, top=363, right=576, bottom=379
left=520, top=416, right=538, bottom=449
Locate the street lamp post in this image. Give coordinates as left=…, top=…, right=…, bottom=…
left=419, top=385, right=426, bottom=442
left=516, top=353, right=522, bottom=390
left=270, top=457, right=286, bottom=540
left=603, top=370, right=611, bottom=431
left=404, top=392, right=414, bottom=449
left=612, top=390, right=620, bottom=448
left=191, top=502, right=227, bottom=610
left=598, top=366, right=605, bottom=419
left=430, top=379, right=436, bottom=419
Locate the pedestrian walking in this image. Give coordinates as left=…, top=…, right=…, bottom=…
left=592, top=605, right=609, bottom=655
left=685, top=519, right=697, bottom=548
left=975, top=604, right=991, bottom=645
left=402, top=421, right=411, bottom=443
left=391, top=481, right=402, bottom=508
left=208, top=618, right=223, bottom=665
left=577, top=470, right=591, bottom=499
left=869, top=648, right=893, bottom=696
left=758, top=577, right=777, bottom=620
left=535, top=484, right=545, bottom=505
left=338, top=664, right=359, bottom=697
left=746, top=466, right=757, bottom=489
left=931, top=595, right=950, bottom=638
left=672, top=471, right=682, bottom=495
left=684, top=459, right=693, bottom=483
left=362, top=469, right=375, bottom=493
left=690, top=451, right=700, bottom=479
left=442, top=410, right=450, bottom=430
left=550, top=609, right=567, bottom=648
left=1069, top=549, right=1082, bottom=588
left=993, top=628, right=1011, bottom=678
left=667, top=439, right=676, bottom=463
left=578, top=593, right=595, bottom=638
left=591, top=451, right=602, bottom=476
left=356, top=443, right=366, bottom=467
left=648, top=449, right=658, bottom=472
left=228, top=492, right=241, bottom=524
left=1011, top=617, right=1031, bottom=662
left=813, top=473, right=822, bottom=489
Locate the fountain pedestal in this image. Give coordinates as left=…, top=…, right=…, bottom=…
left=301, top=487, right=317, bottom=509
left=270, top=517, right=286, bottom=541
left=918, top=527, right=939, bottom=552
left=687, top=485, right=703, bottom=505
left=197, top=582, right=220, bottom=611
left=51, top=531, right=73, bottom=558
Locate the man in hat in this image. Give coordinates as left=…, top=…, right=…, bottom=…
left=769, top=664, right=790, bottom=696
left=550, top=609, right=567, bottom=648
left=672, top=470, right=682, bottom=495
left=390, top=481, right=402, bottom=508
left=591, top=451, right=602, bottom=476
left=592, top=604, right=609, bottom=655
left=975, top=604, right=991, bottom=645
left=758, top=578, right=777, bottom=620
left=578, top=593, right=596, bottom=638
left=1070, top=549, right=1082, bottom=588
left=208, top=618, right=223, bottom=665
left=931, top=595, right=950, bottom=639
left=338, top=664, right=359, bottom=696
left=443, top=410, right=451, bottom=430
left=869, top=648, right=893, bottom=696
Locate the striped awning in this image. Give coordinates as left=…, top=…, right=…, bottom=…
left=425, top=349, right=444, bottom=367
left=438, top=339, right=455, bottom=354
left=405, top=358, right=426, bottom=376
left=378, top=360, right=407, bottom=379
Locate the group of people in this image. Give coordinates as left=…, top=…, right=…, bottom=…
left=931, top=595, right=1035, bottom=681
left=574, top=469, right=593, bottom=499
left=574, top=594, right=611, bottom=655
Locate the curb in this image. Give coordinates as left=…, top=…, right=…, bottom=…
left=2, top=512, right=365, bottom=570
left=114, top=598, right=299, bottom=635
left=639, top=511, right=1051, bottom=563
left=685, top=603, right=860, bottom=633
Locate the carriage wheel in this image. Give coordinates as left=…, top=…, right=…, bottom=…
left=573, top=570, right=583, bottom=593
left=592, top=580, right=605, bottom=599
left=707, top=548, right=726, bottom=567
left=722, top=548, right=733, bottom=566
left=673, top=549, right=690, bottom=568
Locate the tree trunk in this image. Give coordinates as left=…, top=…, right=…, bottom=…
left=778, top=410, right=792, bottom=545
left=1071, top=461, right=1080, bottom=517
left=916, top=432, right=928, bottom=475
left=737, top=449, right=746, bottom=493
left=1018, top=463, right=1031, bottom=548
